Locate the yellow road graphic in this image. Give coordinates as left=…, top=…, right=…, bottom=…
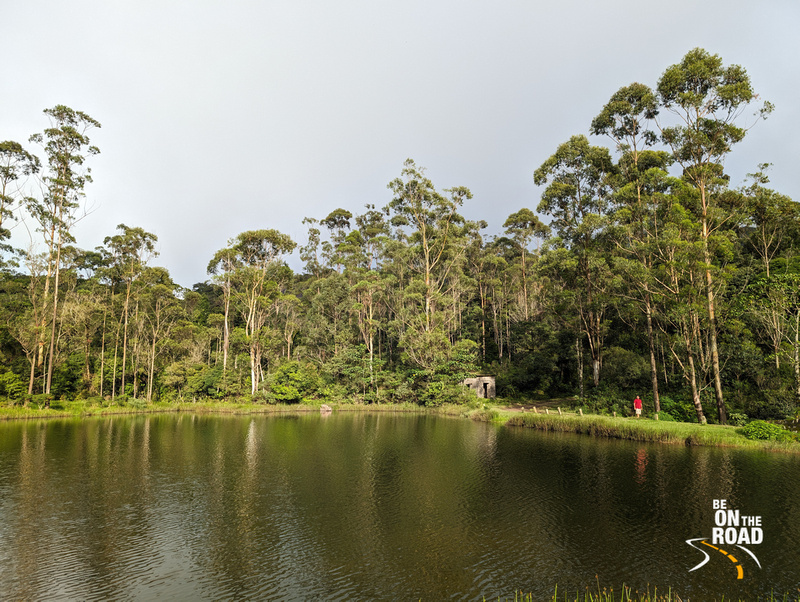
left=701, top=541, right=744, bottom=579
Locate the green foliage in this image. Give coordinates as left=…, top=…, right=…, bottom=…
left=740, top=420, right=794, bottom=442
left=727, top=412, right=749, bottom=427
left=600, top=347, right=650, bottom=390
left=267, top=361, right=319, bottom=403
left=659, top=395, right=698, bottom=423
left=127, top=398, right=148, bottom=410
left=419, top=381, right=474, bottom=407
left=0, top=370, right=25, bottom=400
left=0, top=79, right=796, bottom=421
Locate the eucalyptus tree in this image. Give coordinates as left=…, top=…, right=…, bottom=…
left=299, top=217, right=324, bottom=278
left=320, top=208, right=353, bottom=272
left=207, top=246, right=239, bottom=371
left=0, top=141, right=39, bottom=251
left=4, top=249, right=47, bottom=394
left=467, top=233, right=507, bottom=361
left=534, top=135, right=616, bottom=387
left=386, top=159, right=473, bottom=372
left=341, top=205, right=390, bottom=386
left=739, top=167, right=799, bottom=279
left=591, top=82, right=671, bottom=411
left=739, top=274, right=800, bottom=377
left=27, top=106, right=100, bottom=394
left=103, top=224, right=158, bottom=398
left=651, top=200, right=709, bottom=424
left=656, top=48, right=772, bottom=423
left=139, top=267, right=182, bottom=401
left=225, top=229, right=295, bottom=394
left=502, top=208, right=550, bottom=321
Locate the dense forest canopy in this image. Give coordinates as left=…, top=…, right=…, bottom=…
left=1, top=49, right=798, bottom=423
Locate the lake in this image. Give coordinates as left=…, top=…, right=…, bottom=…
left=0, top=412, right=798, bottom=600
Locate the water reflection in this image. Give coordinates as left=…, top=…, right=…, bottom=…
left=0, top=414, right=799, bottom=600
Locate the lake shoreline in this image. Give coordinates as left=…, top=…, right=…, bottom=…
left=1, top=399, right=797, bottom=453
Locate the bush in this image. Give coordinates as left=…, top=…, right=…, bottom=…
left=740, top=420, right=793, bottom=442
left=0, top=371, right=25, bottom=401
left=128, top=398, right=148, bottom=410
left=419, top=381, right=468, bottom=407
left=601, top=346, right=650, bottom=390
left=660, top=394, right=698, bottom=422
left=267, top=361, right=319, bottom=403
left=727, top=412, right=749, bottom=427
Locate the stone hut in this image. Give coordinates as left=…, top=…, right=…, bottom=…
left=462, top=375, right=496, bottom=399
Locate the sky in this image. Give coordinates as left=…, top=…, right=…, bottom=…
left=2, top=0, right=798, bottom=288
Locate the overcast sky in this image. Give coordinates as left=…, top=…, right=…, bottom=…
left=2, top=0, right=798, bottom=287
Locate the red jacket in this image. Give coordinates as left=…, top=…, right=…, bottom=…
left=634, top=397, right=642, bottom=409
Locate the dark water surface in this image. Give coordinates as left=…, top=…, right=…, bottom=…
left=0, top=413, right=799, bottom=600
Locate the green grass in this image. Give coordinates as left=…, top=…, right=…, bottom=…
left=2, top=396, right=799, bottom=455
left=497, top=408, right=800, bottom=452
left=495, top=581, right=799, bottom=601
left=0, top=397, right=479, bottom=421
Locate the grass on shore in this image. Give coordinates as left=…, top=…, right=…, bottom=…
left=490, top=407, right=799, bottom=452
left=0, top=397, right=470, bottom=421
left=1, top=396, right=798, bottom=453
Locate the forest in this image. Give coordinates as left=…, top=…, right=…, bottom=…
left=0, top=48, right=798, bottom=425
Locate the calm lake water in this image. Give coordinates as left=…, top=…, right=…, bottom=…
left=0, top=412, right=798, bottom=600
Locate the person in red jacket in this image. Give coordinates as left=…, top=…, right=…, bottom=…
left=633, top=395, right=643, bottom=418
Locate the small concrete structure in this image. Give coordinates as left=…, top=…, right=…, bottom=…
left=462, top=375, right=496, bottom=399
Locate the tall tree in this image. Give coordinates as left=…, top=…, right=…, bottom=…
left=502, top=208, right=550, bottom=321
left=27, top=106, right=100, bottom=394
left=103, top=224, right=158, bottom=398
left=656, top=48, right=772, bottom=423
left=0, top=141, right=39, bottom=252
left=535, top=135, right=616, bottom=386
left=207, top=247, right=239, bottom=372
left=386, top=159, right=473, bottom=371
left=591, top=82, right=670, bottom=412
left=227, top=229, right=295, bottom=394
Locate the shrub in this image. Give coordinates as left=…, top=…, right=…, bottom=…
left=740, top=420, right=793, bottom=442
left=0, top=371, right=25, bottom=401
left=660, top=395, right=697, bottom=422
left=128, top=398, right=148, bottom=410
left=601, top=346, right=650, bottom=390
left=267, top=361, right=319, bottom=403
left=727, top=412, right=749, bottom=427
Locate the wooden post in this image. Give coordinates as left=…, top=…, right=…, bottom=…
left=558, top=407, right=562, bottom=415
left=578, top=408, right=583, bottom=416
left=655, top=413, right=659, bottom=421
left=533, top=406, right=538, bottom=414
left=545, top=408, right=549, bottom=415
left=613, top=411, right=617, bottom=418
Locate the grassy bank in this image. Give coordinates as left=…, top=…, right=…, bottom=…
left=2, top=397, right=798, bottom=453
left=492, top=407, right=800, bottom=452
left=0, top=398, right=472, bottom=421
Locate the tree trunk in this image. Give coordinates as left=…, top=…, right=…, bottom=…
left=794, top=310, right=800, bottom=402
left=223, top=284, right=230, bottom=371
left=701, top=197, right=727, bottom=424
left=99, top=308, right=107, bottom=398
left=121, top=281, right=132, bottom=397
left=645, top=295, right=660, bottom=413
left=576, top=336, right=584, bottom=403
left=684, top=337, right=707, bottom=425
left=45, top=239, right=63, bottom=394
left=148, top=334, right=156, bottom=402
